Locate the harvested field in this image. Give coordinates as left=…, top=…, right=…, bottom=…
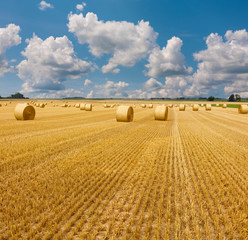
left=0, top=100, right=248, bottom=239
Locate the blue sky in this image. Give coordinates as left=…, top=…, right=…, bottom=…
left=1, top=0, right=248, bottom=98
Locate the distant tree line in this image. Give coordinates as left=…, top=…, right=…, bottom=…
left=0, top=92, right=28, bottom=99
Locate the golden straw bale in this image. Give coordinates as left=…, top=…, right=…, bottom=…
left=85, top=103, right=92, bottom=111
left=238, top=104, right=248, bottom=114
left=192, top=104, right=199, bottom=111
left=116, top=106, right=134, bottom=122
left=169, top=104, right=173, bottom=108
left=141, top=104, right=146, bottom=108
left=148, top=104, right=153, bottom=108
left=205, top=104, right=211, bottom=111
left=40, top=103, right=45, bottom=108
left=61, top=104, right=67, bottom=107
left=201, top=104, right=204, bottom=107
left=75, top=104, right=80, bottom=108
left=103, top=104, right=111, bottom=108
left=154, top=105, right=168, bottom=121
left=14, top=103, right=35, bottom=120
left=222, top=104, right=227, bottom=108
left=216, top=104, right=219, bottom=107
left=0, top=104, right=2, bottom=107
left=80, top=103, right=86, bottom=110
left=179, top=104, right=185, bottom=111
left=174, top=104, right=178, bottom=107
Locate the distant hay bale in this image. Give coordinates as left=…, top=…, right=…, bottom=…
left=0, top=104, right=2, bottom=107
left=174, top=104, right=178, bottom=107
left=222, top=104, right=227, bottom=108
left=103, top=104, right=111, bottom=108
left=179, top=104, right=185, bottom=111
left=169, top=104, right=173, bottom=108
left=61, top=104, right=67, bottom=107
left=205, top=104, right=211, bottom=111
left=111, top=104, right=115, bottom=108
left=192, top=104, right=199, bottom=111
left=148, top=104, right=153, bottom=108
left=40, top=103, right=45, bottom=108
left=116, top=106, right=134, bottom=122
left=238, top=104, right=248, bottom=114
left=201, top=104, right=204, bottom=107
left=154, top=105, right=168, bottom=121
left=75, top=104, right=80, bottom=108
left=80, top=103, right=86, bottom=110
left=14, top=103, right=35, bottom=120
left=216, top=104, right=220, bottom=107
left=4, top=103, right=7, bottom=106
left=141, top=104, right=146, bottom=108
left=85, top=103, right=92, bottom=111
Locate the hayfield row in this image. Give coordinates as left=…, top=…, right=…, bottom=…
left=0, top=103, right=248, bottom=239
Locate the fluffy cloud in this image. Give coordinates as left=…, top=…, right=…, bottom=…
left=35, top=88, right=84, bottom=98
left=17, top=34, right=91, bottom=94
left=94, top=81, right=129, bottom=98
left=86, top=90, right=93, bottom=98
left=142, top=76, right=191, bottom=99
left=188, top=29, right=248, bottom=97
left=68, top=12, right=158, bottom=73
left=76, top=2, right=86, bottom=11
left=0, top=24, right=21, bottom=76
left=146, top=36, right=192, bottom=78
left=39, top=1, right=54, bottom=10
left=84, top=79, right=92, bottom=87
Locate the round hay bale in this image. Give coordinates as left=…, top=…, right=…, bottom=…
left=111, top=104, right=115, bottom=108
left=169, top=104, right=173, bottom=108
left=222, top=104, right=227, bottom=108
left=103, top=104, right=110, bottom=108
left=0, top=104, right=2, bottom=107
left=5, top=103, right=7, bottom=106
left=14, top=103, right=35, bottom=120
left=40, top=103, right=45, bottom=108
left=141, top=104, right=146, bottom=108
left=238, top=104, right=248, bottom=114
left=179, top=104, right=185, bottom=111
left=192, top=104, right=199, bottom=111
left=116, top=106, right=134, bottom=122
left=75, top=103, right=80, bottom=108
left=148, top=104, right=153, bottom=108
left=174, top=104, right=178, bottom=107
left=205, top=104, right=211, bottom=111
left=201, top=104, right=204, bottom=107
left=61, top=104, right=67, bottom=107
left=80, top=103, right=86, bottom=110
left=154, top=105, right=168, bottom=121
left=85, top=103, right=92, bottom=111
left=216, top=104, right=220, bottom=107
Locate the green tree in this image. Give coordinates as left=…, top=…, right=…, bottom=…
left=9, top=92, right=25, bottom=99
left=228, top=94, right=235, bottom=102
left=207, top=96, right=215, bottom=101
left=235, top=94, right=241, bottom=101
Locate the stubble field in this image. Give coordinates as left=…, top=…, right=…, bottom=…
left=0, top=100, right=248, bottom=239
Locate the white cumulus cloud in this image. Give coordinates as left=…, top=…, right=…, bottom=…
left=188, top=29, right=248, bottom=97
left=39, top=1, right=54, bottom=10
left=146, top=36, right=192, bottom=78
left=84, top=79, right=92, bottom=87
left=17, top=34, right=92, bottom=94
left=76, top=2, right=86, bottom=11
left=0, top=24, right=21, bottom=76
left=68, top=12, right=158, bottom=73
left=35, top=88, right=84, bottom=99
left=94, top=80, right=129, bottom=98
left=86, top=90, right=93, bottom=98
